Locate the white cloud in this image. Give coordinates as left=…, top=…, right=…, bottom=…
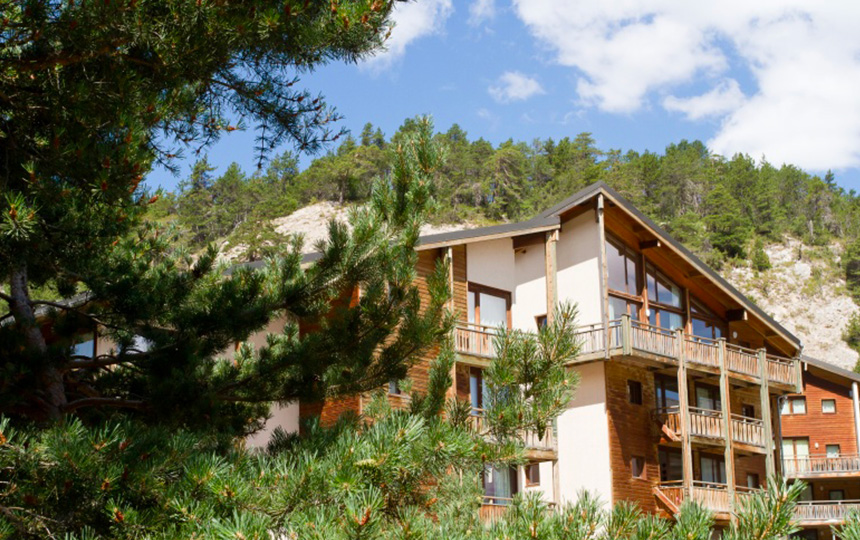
left=512, top=1, right=860, bottom=171
left=469, top=0, right=496, bottom=26
left=362, top=0, right=453, bottom=71
left=488, top=71, right=545, bottom=103
left=664, top=79, right=746, bottom=120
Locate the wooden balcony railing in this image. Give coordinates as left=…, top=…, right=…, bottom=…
left=656, top=406, right=723, bottom=440
left=683, top=336, right=720, bottom=369
left=766, top=354, right=795, bottom=386
left=451, top=316, right=799, bottom=388
left=725, top=343, right=759, bottom=376
left=657, top=481, right=760, bottom=515
left=783, top=454, right=860, bottom=477
left=468, top=409, right=556, bottom=453
left=730, top=414, right=766, bottom=448
left=573, top=322, right=606, bottom=356
left=795, top=500, right=860, bottom=523
left=454, top=323, right=501, bottom=358
left=630, top=319, right=676, bottom=358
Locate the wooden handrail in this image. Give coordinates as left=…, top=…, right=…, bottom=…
left=783, top=454, right=860, bottom=476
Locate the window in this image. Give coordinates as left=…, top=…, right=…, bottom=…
left=742, top=404, right=756, bottom=418
left=658, top=448, right=683, bottom=482
left=827, top=444, right=841, bottom=458
left=628, top=380, right=643, bottom=405
left=654, top=376, right=679, bottom=409
left=483, top=465, right=518, bottom=505
left=467, top=284, right=511, bottom=329
left=822, top=399, right=837, bottom=414
left=631, top=456, right=645, bottom=479
left=700, top=455, right=726, bottom=484
left=746, top=473, right=760, bottom=489
left=645, top=264, right=685, bottom=331
left=781, top=397, right=806, bottom=415
left=606, top=237, right=640, bottom=296
left=608, top=295, right=641, bottom=320
left=830, top=490, right=845, bottom=501
left=690, top=299, right=725, bottom=340
left=470, top=368, right=486, bottom=414
left=535, top=315, right=548, bottom=329
left=695, top=385, right=721, bottom=411
left=525, top=463, right=541, bottom=486
left=388, top=379, right=402, bottom=395
left=791, top=530, right=818, bottom=540
left=782, top=438, right=810, bottom=476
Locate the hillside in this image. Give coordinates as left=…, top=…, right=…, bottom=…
left=218, top=201, right=859, bottom=370
left=725, top=239, right=859, bottom=369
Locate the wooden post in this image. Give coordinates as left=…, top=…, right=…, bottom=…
left=677, top=328, right=694, bottom=496
left=545, top=230, right=559, bottom=324
left=758, top=349, right=776, bottom=478
left=794, top=355, right=804, bottom=393
left=596, top=194, right=609, bottom=359
left=446, top=247, right=455, bottom=312
left=552, top=458, right=561, bottom=507
left=718, top=338, right=736, bottom=518
left=621, top=313, right=632, bottom=356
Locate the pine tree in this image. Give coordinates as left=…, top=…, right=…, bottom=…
left=0, top=117, right=451, bottom=433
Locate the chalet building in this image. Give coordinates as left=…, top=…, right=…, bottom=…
left=781, top=357, right=860, bottom=539
left=292, top=181, right=805, bottom=522
left=70, top=181, right=860, bottom=526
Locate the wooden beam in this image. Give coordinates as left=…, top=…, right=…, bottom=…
left=677, top=329, right=694, bottom=494
left=640, top=239, right=662, bottom=250
left=513, top=232, right=546, bottom=250
left=545, top=230, right=559, bottom=323
left=718, top=339, right=736, bottom=520
left=726, top=309, right=748, bottom=322
left=758, top=349, right=775, bottom=477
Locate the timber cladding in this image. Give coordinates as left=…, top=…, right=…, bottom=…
left=300, top=249, right=451, bottom=428
left=781, top=371, right=858, bottom=456
left=605, top=361, right=660, bottom=512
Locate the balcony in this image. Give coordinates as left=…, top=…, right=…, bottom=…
left=783, top=455, right=860, bottom=478
left=655, top=407, right=766, bottom=452
left=452, top=316, right=799, bottom=388
left=468, top=409, right=556, bottom=458
left=655, top=481, right=759, bottom=519
left=795, top=500, right=860, bottom=525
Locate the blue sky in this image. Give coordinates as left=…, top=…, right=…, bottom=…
left=147, top=1, right=860, bottom=193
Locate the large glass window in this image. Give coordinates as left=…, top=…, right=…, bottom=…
left=468, top=286, right=510, bottom=328
left=647, top=267, right=682, bottom=308
left=659, top=448, right=683, bottom=482
left=483, top=465, right=518, bottom=505
left=655, top=376, right=680, bottom=409
left=700, top=455, right=726, bottom=484
left=606, top=238, right=640, bottom=296
left=609, top=296, right=640, bottom=320
left=782, top=438, right=810, bottom=476
left=645, top=264, right=685, bottom=331
left=690, top=300, right=725, bottom=340
left=72, top=334, right=95, bottom=358
left=696, top=385, right=721, bottom=411
left=470, top=367, right=487, bottom=414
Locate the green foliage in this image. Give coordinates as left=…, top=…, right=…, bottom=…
left=0, top=415, right=811, bottom=540
left=0, top=0, right=400, bottom=420
left=751, top=238, right=772, bottom=272
left=0, top=117, right=451, bottom=431
left=483, top=303, right=580, bottom=444
left=844, top=313, right=860, bottom=373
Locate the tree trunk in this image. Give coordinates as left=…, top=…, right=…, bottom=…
left=8, top=263, right=67, bottom=419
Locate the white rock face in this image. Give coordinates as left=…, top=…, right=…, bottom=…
left=724, top=238, right=859, bottom=371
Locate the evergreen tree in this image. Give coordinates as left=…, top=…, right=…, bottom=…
left=0, top=118, right=450, bottom=433
left=0, top=0, right=400, bottom=421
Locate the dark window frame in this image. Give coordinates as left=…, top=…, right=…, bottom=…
left=628, top=380, right=643, bottom=405
left=467, top=282, right=512, bottom=329
left=631, top=456, right=646, bottom=479
left=525, top=463, right=541, bottom=487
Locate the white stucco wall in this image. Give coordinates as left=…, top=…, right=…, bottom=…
left=246, top=401, right=300, bottom=448
left=466, top=238, right=516, bottom=293
left=520, top=461, right=555, bottom=501
left=556, top=212, right=603, bottom=327
left=557, top=362, right=612, bottom=505
left=512, top=243, right=548, bottom=332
